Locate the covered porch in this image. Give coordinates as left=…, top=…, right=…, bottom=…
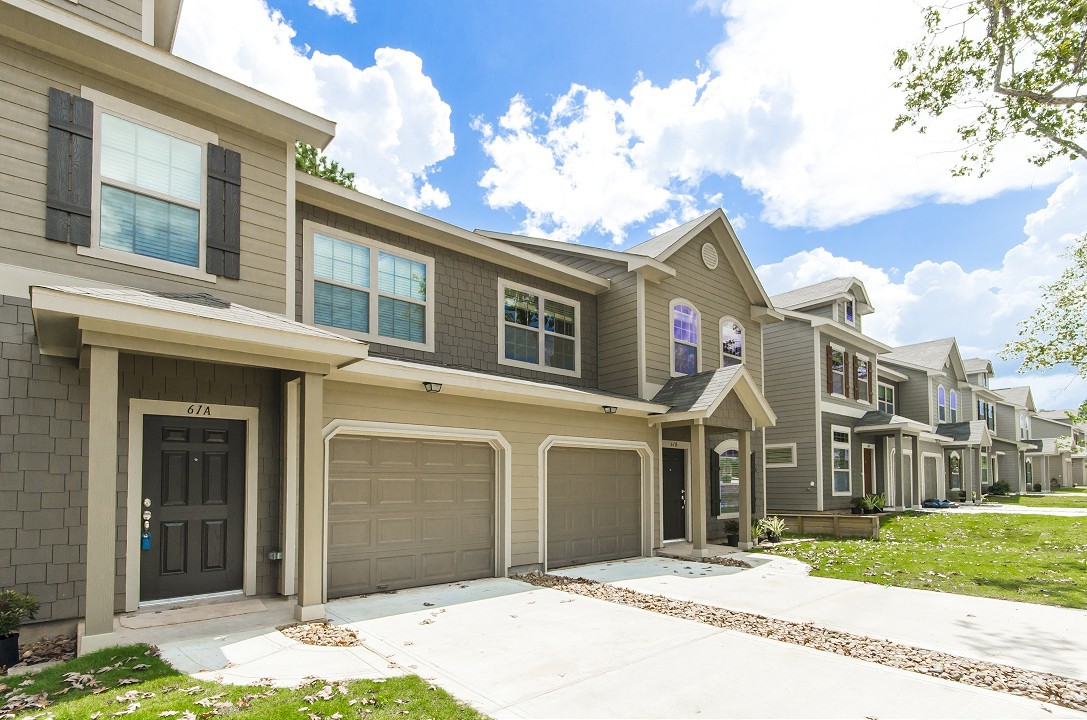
left=650, top=367, right=776, bottom=556
left=854, top=411, right=929, bottom=509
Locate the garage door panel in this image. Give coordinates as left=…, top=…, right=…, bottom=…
left=328, top=436, right=495, bottom=598
left=547, top=448, right=642, bottom=569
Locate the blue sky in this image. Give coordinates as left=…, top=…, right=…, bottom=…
left=174, top=0, right=1085, bottom=408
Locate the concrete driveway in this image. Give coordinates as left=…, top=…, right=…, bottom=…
left=147, top=570, right=1083, bottom=719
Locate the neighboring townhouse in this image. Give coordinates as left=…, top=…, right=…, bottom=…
left=963, top=358, right=1022, bottom=494
left=879, top=338, right=995, bottom=505
left=0, top=0, right=779, bottom=655
left=1028, top=411, right=1080, bottom=488
left=759, top=277, right=927, bottom=513
left=1037, top=410, right=1087, bottom=486
left=992, top=386, right=1039, bottom=492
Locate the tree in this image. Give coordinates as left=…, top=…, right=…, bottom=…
left=295, top=142, right=355, bottom=189
left=893, top=0, right=1087, bottom=177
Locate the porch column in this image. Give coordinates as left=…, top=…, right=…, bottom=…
left=690, top=421, right=708, bottom=557
left=738, top=429, right=752, bottom=550
left=295, top=372, right=325, bottom=621
left=81, top=346, right=119, bottom=653
left=895, top=431, right=905, bottom=510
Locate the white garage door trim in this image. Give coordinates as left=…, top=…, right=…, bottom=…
left=323, top=419, right=512, bottom=604
left=539, top=436, right=655, bottom=571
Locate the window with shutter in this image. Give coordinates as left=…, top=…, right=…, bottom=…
left=206, top=144, right=241, bottom=279
left=46, top=88, right=93, bottom=247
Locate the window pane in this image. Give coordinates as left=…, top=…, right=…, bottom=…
left=101, top=114, right=200, bottom=203
left=719, top=450, right=740, bottom=515
left=845, top=301, right=854, bottom=322
left=378, top=252, right=427, bottom=301
left=378, top=296, right=425, bottom=343
left=722, top=320, right=743, bottom=361
left=673, top=304, right=698, bottom=344
left=832, top=430, right=849, bottom=444
left=544, top=299, right=576, bottom=337
left=314, top=281, right=369, bottom=333
left=504, top=288, right=538, bottom=328
left=100, top=186, right=198, bottom=266
left=313, top=233, right=369, bottom=287
left=674, top=342, right=697, bottom=375
left=505, top=325, right=538, bottom=363
left=833, top=469, right=850, bottom=493
left=545, top=334, right=575, bottom=371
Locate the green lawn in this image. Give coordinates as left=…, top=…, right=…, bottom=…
left=761, top=512, right=1087, bottom=608
left=986, top=491, right=1087, bottom=508
left=2, top=644, right=485, bottom=719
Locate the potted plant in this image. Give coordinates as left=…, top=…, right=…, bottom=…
left=850, top=496, right=865, bottom=515
left=1033, top=482, right=1042, bottom=493
left=723, top=519, right=740, bottom=547
left=860, top=494, right=877, bottom=514
left=751, top=521, right=764, bottom=545
left=0, top=590, right=38, bottom=669
left=871, top=492, right=887, bottom=513
left=760, top=516, right=787, bottom=543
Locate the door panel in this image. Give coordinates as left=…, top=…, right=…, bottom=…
left=141, top=416, right=246, bottom=601
left=662, top=449, right=686, bottom=541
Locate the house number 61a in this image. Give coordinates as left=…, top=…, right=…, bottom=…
left=187, top=404, right=212, bottom=416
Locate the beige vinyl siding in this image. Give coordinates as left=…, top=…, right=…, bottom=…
left=598, top=271, right=639, bottom=396
left=322, top=382, right=658, bottom=568
left=805, top=304, right=834, bottom=320
left=0, top=38, right=290, bottom=313
left=819, top=337, right=876, bottom=408
left=644, top=229, right=764, bottom=390
left=39, top=0, right=143, bottom=40
left=994, top=400, right=1018, bottom=440
left=1032, top=416, right=1073, bottom=439
left=929, top=372, right=966, bottom=424
left=762, top=319, right=819, bottom=511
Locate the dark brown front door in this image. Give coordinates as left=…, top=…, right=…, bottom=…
left=863, top=447, right=875, bottom=495
left=140, top=415, right=246, bottom=601
left=663, top=448, right=686, bottom=541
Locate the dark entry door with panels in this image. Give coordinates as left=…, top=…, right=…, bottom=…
left=662, top=448, right=686, bottom=541
left=140, top=415, right=246, bottom=601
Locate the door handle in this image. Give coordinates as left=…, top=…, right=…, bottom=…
left=141, top=498, right=152, bottom=551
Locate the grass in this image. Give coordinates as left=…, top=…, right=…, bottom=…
left=2, top=644, right=485, bottom=719
left=761, top=512, right=1087, bottom=608
left=985, top=490, right=1087, bottom=508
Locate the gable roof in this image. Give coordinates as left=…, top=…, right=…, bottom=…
left=993, top=385, right=1037, bottom=411
left=936, top=421, right=992, bottom=447
left=769, top=277, right=874, bottom=315
left=648, top=365, right=776, bottom=428
left=963, top=358, right=993, bottom=375
left=881, top=337, right=967, bottom=380
left=472, top=229, right=675, bottom=282
left=1037, top=409, right=1076, bottom=423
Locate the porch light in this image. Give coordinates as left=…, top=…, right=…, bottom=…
left=423, top=381, right=443, bottom=393
left=602, top=405, right=617, bottom=414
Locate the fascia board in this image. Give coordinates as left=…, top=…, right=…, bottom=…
left=476, top=230, right=677, bottom=281
left=297, top=175, right=611, bottom=294
left=802, top=316, right=892, bottom=353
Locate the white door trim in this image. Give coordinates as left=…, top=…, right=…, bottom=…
left=659, top=440, right=691, bottom=543
left=921, top=451, right=944, bottom=501
left=124, top=399, right=259, bottom=612
left=885, top=447, right=897, bottom=508
left=539, top=436, right=656, bottom=572
left=322, top=419, right=513, bottom=604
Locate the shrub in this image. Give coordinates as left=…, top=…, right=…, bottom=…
left=1034, top=482, right=1043, bottom=492
left=722, top=519, right=739, bottom=534
left=759, top=515, right=787, bottom=538
left=1051, top=478, right=1061, bottom=491
left=988, top=480, right=1011, bottom=496
left=0, top=590, right=38, bottom=638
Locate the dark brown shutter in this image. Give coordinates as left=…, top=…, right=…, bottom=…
left=843, top=352, right=850, bottom=398
left=826, top=345, right=833, bottom=394
left=709, top=449, right=721, bottom=516
left=206, top=143, right=241, bottom=279
left=852, top=355, right=859, bottom=400
left=867, top=362, right=873, bottom=404
left=46, top=88, right=93, bottom=247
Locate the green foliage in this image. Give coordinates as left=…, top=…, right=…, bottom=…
left=0, top=590, right=38, bottom=637
left=893, top=0, right=1087, bottom=176
left=295, top=142, right=356, bottom=189
left=850, top=496, right=867, bottom=509
left=987, top=479, right=1012, bottom=495
left=758, top=515, right=787, bottom=538
left=861, top=492, right=887, bottom=511
left=987, top=489, right=1087, bottom=507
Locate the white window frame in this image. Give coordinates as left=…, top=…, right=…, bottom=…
left=80, top=86, right=217, bottom=283
left=765, top=443, right=797, bottom=469
left=877, top=382, right=896, bottom=414
left=980, top=452, right=989, bottom=487
left=831, top=425, right=852, bottom=496
left=1020, top=412, right=1030, bottom=440
left=855, top=353, right=871, bottom=404
left=719, top=316, right=744, bottom=368
left=670, top=298, right=701, bottom=377
left=843, top=296, right=856, bottom=326
left=948, top=451, right=962, bottom=491
left=937, top=384, right=947, bottom=422
left=498, top=280, right=581, bottom=378
left=716, top=444, right=740, bottom=520
left=302, top=220, right=436, bottom=352
left=949, top=389, right=958, bottom=422
left=829, top=343, right=846, bottom=398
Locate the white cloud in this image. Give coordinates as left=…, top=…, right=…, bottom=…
left=308, top=0, right=356, bottom=22
left=174, top=0, right=453, bottom=210
left=474, top=0, right=1070, bottom=242
left=757, top=161, right=1087, bottom=399
left=993, top=373, right=1087, bottom=412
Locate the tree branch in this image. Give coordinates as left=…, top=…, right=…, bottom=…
left=1026, top=116, right=1087, bottom=158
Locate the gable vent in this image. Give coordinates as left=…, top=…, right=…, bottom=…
left=701, top=242, right=719, bottom=270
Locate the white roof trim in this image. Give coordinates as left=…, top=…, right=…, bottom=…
left=780, top=309, right=892, bottom=353
left=877, top=366, right=909, bottom=383
left=475, top=230, right=677, bottom=282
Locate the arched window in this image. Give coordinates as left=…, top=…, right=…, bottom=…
left=671, top=300, right=700, bottom=376
left=949, top=389, right=958, bottom=422
left=720, top=317, right=744, bottom=368
left=1026, top=458, right=1034, bottom=487
left=949, top=452, right=962, bottom=491
left=937, top=385, right=947, bottom=422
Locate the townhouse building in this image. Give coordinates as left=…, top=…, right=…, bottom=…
left=1027, top=410, right=1081, bottom=488
left=0, top=0, right=779, bottom=654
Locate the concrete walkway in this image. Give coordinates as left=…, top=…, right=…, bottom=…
left=557, top=555, right=1087, bottom=682
left=112, top=573, right=1085, bottom=719
left=953, top=503, right=1087, bottom=517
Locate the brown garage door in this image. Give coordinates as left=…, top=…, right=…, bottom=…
left=327, top=435, right=495, bottom=599
left=547, top=447, right=642, bottom=568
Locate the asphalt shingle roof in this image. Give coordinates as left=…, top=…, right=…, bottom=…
left=651, top=366, right=740, bottom=413
left=854, top=410, right=920, bottom=428
left=625, top=211, right=714, bottom=258
left=963, top=358, right=992, bottom=374
left=769, top=277, right=859, bottom=311
left=993, top=386, right=1032, bottom=407
left=936, top=421, right=989, bottom=444
left=881, top=338, right=956, bottom=371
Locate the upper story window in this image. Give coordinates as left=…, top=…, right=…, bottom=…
left=978, top=400, right=996, bottom=432
left=938, top=385, right=947, bottom=422
left=949, top=389, right=958, bottom=422
left=854, top=354, right=871, bottom=403
left=720, top=317, right=744, bottom=368
left=1020, top=412, right=1030, bottom=439
left=844, top=298, right=855, bottom=325
left=82, top=89, right=219, bottom=282
left=671, top=300, right=700, bottom=376
left=500, top=281, right=580, bottom=376
left=877, top=382, right=895, bottom=414
left=303, top=221, right=434, bottom=351
left=828, top=345, right=846, bottom=396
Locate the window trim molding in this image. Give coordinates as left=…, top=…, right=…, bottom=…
left=937, top=384, right=947, bottom=422
left=669, top=298, right=701, bottom=378
left=949, top=388, right=958, bottom=423
left=830, top=424, right=852, bottom=496
left=497, top=279, right=582, bottom=378
left=718, top=315, right=745, bottom=368
left=828, top=343, right=847, bottom=399
left=877, top=381, right=896, bottom=414
left=80, top=86, right=218, bottom=283
left=301, top=219, right=436, bottom=353
left=765, top=443, right=797, bottom=469
left=855, top=352, right=871, bottom=405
